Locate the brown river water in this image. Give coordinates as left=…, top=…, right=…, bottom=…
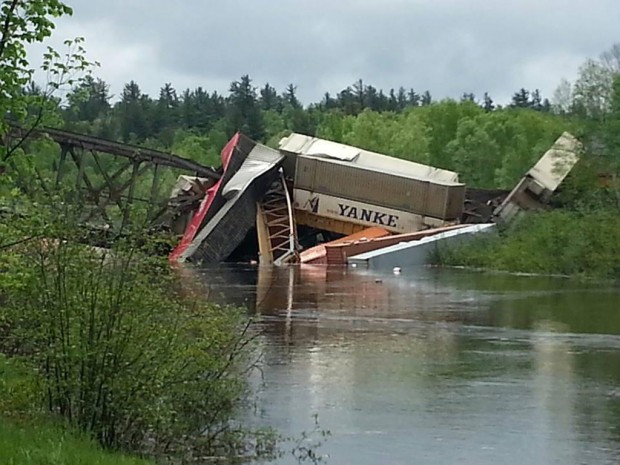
left=190, top=264, right=620, bottom=465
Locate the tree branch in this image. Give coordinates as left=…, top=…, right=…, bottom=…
left=0, top=0, right=20, bottom=60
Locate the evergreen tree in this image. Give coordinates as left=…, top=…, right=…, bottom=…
left=530, top=89, right=543, bottom=111
left=321, top=92, right=337, bottom=110
left=365, top=85, right=381, bottom=111
left=421, top=90, right=432, bottom=106
left=396, top=87, right=407, bottom=111
left=407, top=89, right=420, bottom=107
left=352, top=79, right=365, bottom=109
left=152, top=82, right=179, bottom=137
left=24, top=81, right=43, bottom=96
left=387, top=89, right=398, bottom=111
left=226, top=75, right=264, bottom=140
left=66, top=76, right=111, bottom=122
left=376, top=90, right=389, bottom=111
left=511, top=88, right=530, bottom=108
left=482, top=92, right=495, bottom=112
left=260, top=83, right=280, bottom=111
left=117, top=80, right=150, bottom=142
left=337, top=87, right=359, bottom=115
left=283, top=83, right=301, bottom=109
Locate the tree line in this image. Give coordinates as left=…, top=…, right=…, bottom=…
left=54, top=74, right=553, bottom=146
left=22, top=72, right=568, bottom=191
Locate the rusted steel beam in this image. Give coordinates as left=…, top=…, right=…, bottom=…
left=91, top=152, right=132, bottom=187
left=9, top=125, right=220, bottom=180
left=74, top=147, right=86, bottom=202
left=146, top=164, right=161, bottom=222
left=120, top=162, right=141, bottom=232
left=55, top=144, right=68, bottom=187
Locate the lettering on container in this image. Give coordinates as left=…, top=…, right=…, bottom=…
left=337, top=203, right=399, bottom=227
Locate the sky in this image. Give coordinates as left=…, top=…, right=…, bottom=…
left=36, top=0, right=620, bottom=105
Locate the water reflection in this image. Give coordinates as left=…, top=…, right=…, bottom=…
left=186, top=264, right=620, bottom=465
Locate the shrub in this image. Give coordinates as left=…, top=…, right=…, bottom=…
left=1, top=226, right=271, bottom=461
left=434, top=210, right=620, bottom=279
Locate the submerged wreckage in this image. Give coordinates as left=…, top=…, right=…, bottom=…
left=168, top=131, right=582, bottom=269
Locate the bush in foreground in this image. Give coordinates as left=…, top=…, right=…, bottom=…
left=1, top=220, right=274, bottom=462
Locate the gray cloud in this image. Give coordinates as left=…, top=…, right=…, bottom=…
left=42, top=0, right=620, bottom=104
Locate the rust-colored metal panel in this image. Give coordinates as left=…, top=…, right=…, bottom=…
left=295, top=210, right=368, bottom=235
left=300, top=227, right=390, bottom=264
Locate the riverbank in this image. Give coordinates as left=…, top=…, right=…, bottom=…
left=0, top=421, right=153, bottom=465
left=433, top=210, right=620, bottom=279
left=0, top=354, right=154, bottom=465
left=0, top=224, right=271, bottom=464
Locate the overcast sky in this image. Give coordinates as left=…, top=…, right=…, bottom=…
left=39, top=0, right=620, bottom=105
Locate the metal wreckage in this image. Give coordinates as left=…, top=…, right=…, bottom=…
left=167, top=131, right=582, bottom=270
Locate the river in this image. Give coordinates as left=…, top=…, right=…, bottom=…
left=193, top=265, right=620, bottom=465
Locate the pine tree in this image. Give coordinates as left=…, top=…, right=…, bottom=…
left=482, top=92, right=495, bottom=112
left=396, top=87, right=407, bottom=111
left=337, top=87, right=359, bottom=115
left=260, top=83, right=280, bottom=111
left=152, top=82, right=179, bottom=136
left=321, top=92, right=336, bottom=110
left=511, top=88, right=530, bottom=108
left=421, top=90, right=432, bottom=106
left=388, top=89, right=398, bottom=111
left=227, top=75, right=264, bottom=140
left=530, top=89, right=543, bottom=111
left=353, top=79, right=365, bottom=109
left=66, top=76, right=111, bottom=122
left=117, top=80, right=150, bottom=142
left=365, top=85, right=381, bottom=111
left=283, top=83, right=301, bottom=109
left=407, top=89, right=420, bottom=107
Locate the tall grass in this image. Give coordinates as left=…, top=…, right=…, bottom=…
left=1, top=212, right=274, bottom=462
left=434, top=210, right=620, bottom=279
left=0, top=421, right=154, bottom=465
left=0, top=354, right=154, bottom=465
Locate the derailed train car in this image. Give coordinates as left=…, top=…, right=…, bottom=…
left=279, top=134, right=466, bottom=235
left=169, top=131, right=580, bottom=265
left=170, top=133, right=468, bottom=264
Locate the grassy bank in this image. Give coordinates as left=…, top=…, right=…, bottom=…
left=0, top=214, right=269, bottom=462
left=434, top=210, right=620, bottom=279
left=0, top=354, right=154, bottom=465
left=0, top=422, right=153, bottom=465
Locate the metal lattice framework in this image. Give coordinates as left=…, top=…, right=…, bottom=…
left=6, top=126, right=220, bottom=233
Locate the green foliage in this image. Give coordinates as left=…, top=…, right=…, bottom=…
left=0, top=212, right=271, bottom=460
left=0, top=421, right=154, bottom=465
left=1, top=1, right=98, bottom=164
left=1, top=354, right=155, bottom=464
left=0, top=0, right=70, bottom=128
left=434, top=211, right=620, bottom=279
left=170, top=129, right=223, bottom=167
left=313, top=101, right=571, bottom=188
left=0, top=354, right=38, bottom=417
left=227, top=74, right=265, bottom=141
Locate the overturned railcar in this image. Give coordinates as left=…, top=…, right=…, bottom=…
left=493, top=132, right=581, bottom=223
left=279, top=134, right=466, bottom=234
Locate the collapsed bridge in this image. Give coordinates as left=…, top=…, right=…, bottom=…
left=168, top=131, right=581, bottom=266
left=4, top=125, right=581, bottom=265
